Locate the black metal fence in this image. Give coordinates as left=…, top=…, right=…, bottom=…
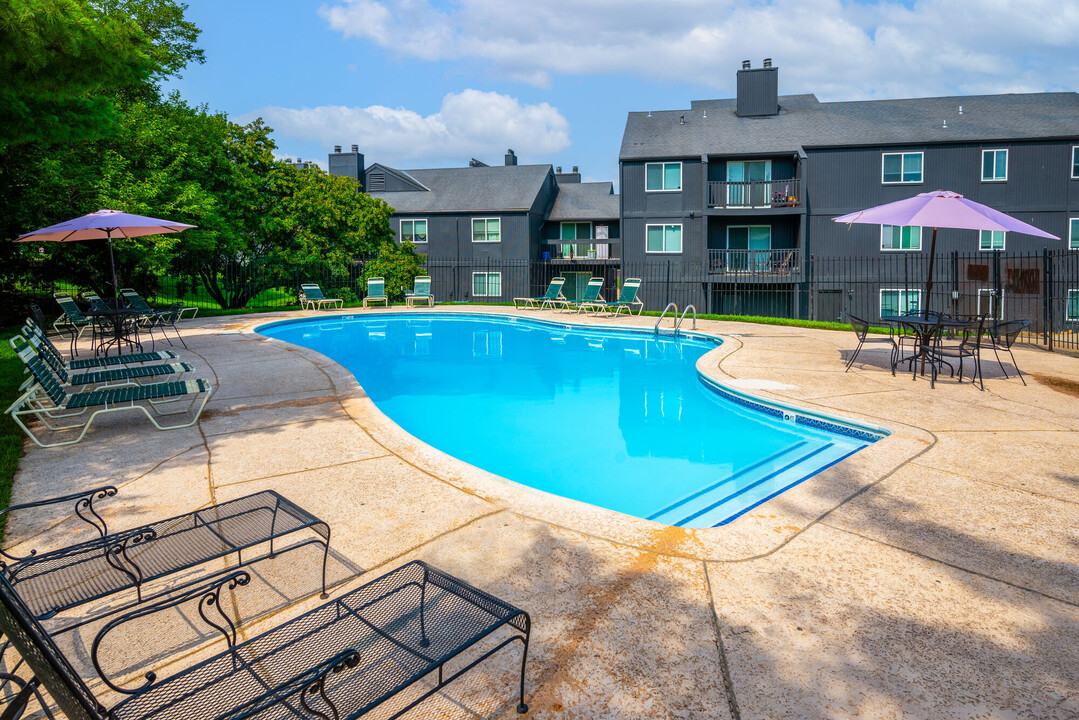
left=25, top=250, right=1079, bottom=353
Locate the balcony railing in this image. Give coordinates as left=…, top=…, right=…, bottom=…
left=708, top=248, right=801, bottom=276
left=707, top=178, right=802, bottom=209
left=542, top=240, right=620, bottom=261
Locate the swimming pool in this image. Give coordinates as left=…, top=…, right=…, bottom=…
left=257, top=314, right=885, bottom=527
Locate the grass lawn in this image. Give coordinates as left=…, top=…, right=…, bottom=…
left=0, top=326, right=25, bottom=541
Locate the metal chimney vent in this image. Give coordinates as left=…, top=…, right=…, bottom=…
left=351, top=144, right=359, bottom=152
left=333, top=145, right=342, bottom=153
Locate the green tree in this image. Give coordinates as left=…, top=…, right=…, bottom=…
left=362, top=237, right=427, bottom=302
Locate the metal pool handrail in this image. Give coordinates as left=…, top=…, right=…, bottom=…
left=675, top=305, right=697, bottom=336
left=655, top=303, right=678, bottom=334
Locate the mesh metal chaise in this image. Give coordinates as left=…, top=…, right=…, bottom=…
left=0, top=560, right=532, bottom=720
left=0, top=488, right=330, bottom=634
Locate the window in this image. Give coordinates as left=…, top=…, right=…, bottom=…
left=400, top=219, right=427, bottom=244
left=982, top=149, right=1007, bottom=181
left=645, top=224, right=682, bottom=253
left=472, top=272, right=501, bottom=297
left=1073, top=147, right=1079, bottom=179
left=880, top=289, right=921, bottom=317
left=472, top=218, right=500, bottom=243
left=882, top=152, right=923, bottom=183
left=727, top=225, right=771, bottom=271
left=1068, top=290, right=1079, bottom=322
left=1071, top=218, right=1079, bottom=250
left=727, top=160, right=771, bottom=206
left=645, top=162, right=682, bottom=191
left=560, top=221, right=593, bottom=258
left=881, top=225, right=922, bottom=251
left=979, top=230, right=1005, bottom=251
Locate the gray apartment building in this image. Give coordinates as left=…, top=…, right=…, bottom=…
left=328, top=147, right=620, bottom=302
left=619, top=60, right=1079, bottom=320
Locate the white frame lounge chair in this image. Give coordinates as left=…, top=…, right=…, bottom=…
left=585, top=278, right=644, bottom=316
left=298, top=283, right=344, bottom=311
left=514, top=277, right=568, bottom=310
left=405, top=276, right=434, bottom=308
left=364, top=277, right=389, bottom=308
left=566, top=277, right=605, bottom=314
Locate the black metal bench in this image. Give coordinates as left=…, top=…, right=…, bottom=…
left=0, top=560, right=531, bottom=719
left=0, top=488, right=330, bottom=634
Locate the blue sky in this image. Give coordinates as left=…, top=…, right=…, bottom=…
left=167, top=0, right=1077, bottom=188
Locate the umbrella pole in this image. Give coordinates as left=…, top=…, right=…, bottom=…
left=107, top=229, right=119, bottom=305
left=923, top=226, right=938, bottom=320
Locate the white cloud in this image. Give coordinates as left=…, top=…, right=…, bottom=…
left=317, top=0, right=1079, bottom=99
left=244, top=89, right=571, bottom=168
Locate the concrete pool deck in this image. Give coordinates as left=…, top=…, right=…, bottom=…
left=5, top=307, right=1078, bottom=719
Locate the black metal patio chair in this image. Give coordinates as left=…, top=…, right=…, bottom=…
left=984, top=319, right=1030, bottom=386
left=0, top=488, right=330, bottom=635
left=0, top=560, right=532, bottom=720
left=924, top=315, right=986, bottom=390
left=143, top=303, right=187, bottom=350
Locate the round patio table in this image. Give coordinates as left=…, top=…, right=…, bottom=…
left=85, top=307, right=144, bottom=357
left=880, top=314, right=976, bottom=377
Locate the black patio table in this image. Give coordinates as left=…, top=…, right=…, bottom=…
left=881, top=314, right=977, bottom=377
left=85, top=306, right=144, bottom=357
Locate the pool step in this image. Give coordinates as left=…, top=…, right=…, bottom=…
left=649, top=441, right=866, bottom=528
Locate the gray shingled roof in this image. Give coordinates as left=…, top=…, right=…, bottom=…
left=548, top=182, right=619, bottom=221
left=367, top=163, right=551, bottom=213
left=620, top=92, right=1079, bottom=160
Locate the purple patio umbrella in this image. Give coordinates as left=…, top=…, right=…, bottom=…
left=833, top=190, right=1058, bottom=318
left=16, top=209, right=196, bottom=302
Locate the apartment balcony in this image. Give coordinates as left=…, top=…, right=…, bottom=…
left=707, top=248, right=802, bottom=282
left=541, top=240, right=620, bottom=264
left=707, top=178, right=802, bottom=212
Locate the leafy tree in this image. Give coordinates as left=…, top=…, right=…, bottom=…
left=0, top=0, right=153, bottom=147
left=362, top=238, right=427, bottom=302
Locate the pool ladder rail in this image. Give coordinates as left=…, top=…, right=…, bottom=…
left=655, top=303, right=697, bottom=337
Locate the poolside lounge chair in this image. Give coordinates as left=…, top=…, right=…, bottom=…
left=564, top=277, right=604, bottom=313
left=583, top=278, right=644, bottom=316
left=364, top=276, right=388, bottom=308
left=121, top=288, right=199, bottom=321
left=24, top=317, right=179, bottom=371
left=0, top=488, right=330, bottom=632
left=405, top=275, right=434, bottom=307
left=52, top=292, right=93, bottom=354
left=299, top=283, right=344, bottom=311
left=6, top=336, right=213, bottom=447
left=514, top=276, right=568, bottom=310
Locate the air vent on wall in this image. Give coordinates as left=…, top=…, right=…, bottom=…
left=367, top=172, right=386, bottom=191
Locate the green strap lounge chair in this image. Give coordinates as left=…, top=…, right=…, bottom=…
left=405, top=276, right=434, bottom=307
left=6, top=337, right=213, bottom=448
left=15, top=335, right=191, bottom=395
left=565, top=277, right=605, bottom=313
left=121, top=288, right=199, bottom=321
left=584, top=278, right=644, bottom=316
left=84, top=292, right=111, bottom=312
left=24, top=317, right=178, bottom=370
left=364, top=277, right=388, bottom=308
left=514, top=276, right=568, bottom=310
left=51, top=292, right=93, bottom=354
left=298, top=283, right=344, bottom=311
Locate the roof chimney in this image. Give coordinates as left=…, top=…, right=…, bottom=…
left=556, top=166, right=562, bottom=173
left=351, top=144, right=359, bottom=152
left=572, top=165, right=578, bottom=173
left=505, top=148, right=517, bottom=166
left=736, top=60, right=779, bottom=117
left=333, top=145, right=342, bottom=153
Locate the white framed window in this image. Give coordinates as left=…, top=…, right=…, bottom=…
left=472, top=272, right=502, bottom=297
left=880, top=289, right=921, bottom=317
left=1068, top=289, right=1079, bottom=322
left=645, top=223, right=682, bottom=253
left=882, top=152, right=923, bottom=184
left=645, top=162, right=682, bottom=192
left=1071, top=218, right=1079, bottom=250
left=472, top=217, right=501, bottom=243
left=982, top=149, right=1007, bottom=182
left=1072, top=147, right=1079, bottom=179
left=400, top=218, right=427, bottom=244
left=979, top=230, right=1005, bottom=251
left=881, top=225, right=922, bottom=251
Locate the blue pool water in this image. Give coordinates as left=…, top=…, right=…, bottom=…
left=257, top=314, right=883, bottom=527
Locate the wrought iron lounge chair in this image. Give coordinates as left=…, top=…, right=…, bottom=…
left=363, top=277, right=388, bottom=308
left=565, top=277, right=604, bottom=314
left=23, top=318, right=178, bottom=371
left=984, top=319, right=1030, bottom=385
left=51, top=293, right=93, bottom=355
left=0, top=560, right=531, bottom=720
left=405, top=276, right=434, bottom=308
left=299, top=283, right=344, bottom=311
left=5, top=339, right=213, bottom=447
left=0, top=488, right=330, bottom=633
left=584, top=278, right=644, bottom=316
left=514, top=277, right=567, bottom=310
